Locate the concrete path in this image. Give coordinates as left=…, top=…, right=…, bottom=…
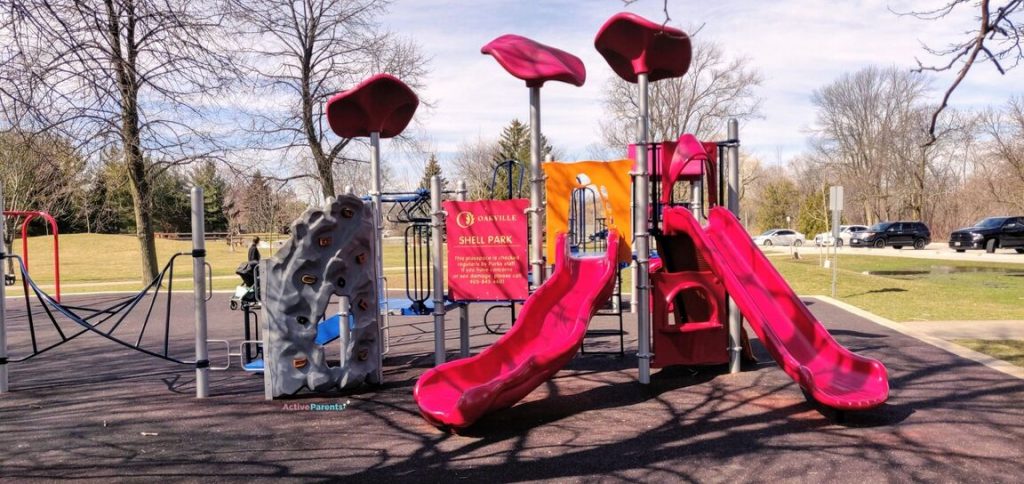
left=897, top=320, right=1024, bottom=340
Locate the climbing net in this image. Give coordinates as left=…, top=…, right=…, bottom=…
left=2, top=252, right=209, bottom=365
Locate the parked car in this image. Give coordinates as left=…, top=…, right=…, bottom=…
left=948, top=216, right=1024, bottom=253
left=849, top=221, right=931, bottom=249
left=753, top=229, right=805, bottom=247
left=813, top=225, right=869, bottom=247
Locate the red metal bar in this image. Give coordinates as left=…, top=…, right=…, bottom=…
left=3, top=210, right=60, bottom=302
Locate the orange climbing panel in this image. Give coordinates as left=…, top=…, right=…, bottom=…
left=543, top=159, right=633, bottom=264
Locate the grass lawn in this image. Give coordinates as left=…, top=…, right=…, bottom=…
left=953, top=339, right=1024, bottom=367
left=6, top=233, right=413, bottom=293
left=771, top=253, right=1024, bottom=321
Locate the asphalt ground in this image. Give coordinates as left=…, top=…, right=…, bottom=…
left=1, top=293, right=1023, bottom=482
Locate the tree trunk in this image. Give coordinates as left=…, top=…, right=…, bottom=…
left=125, top=147, right=160, bottom=284
left=106, top=0, right=159, bottom=285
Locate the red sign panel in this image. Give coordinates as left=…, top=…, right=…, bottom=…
left=444, top=199, right=529, bottom=301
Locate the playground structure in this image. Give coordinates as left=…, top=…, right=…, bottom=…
left=410, top=12, right=889, bottom=428
left=2, top=210, right=61, bottom=301
left=0, top=185, right=214, bottom=397
left=0, top=11, right=889, bottom=433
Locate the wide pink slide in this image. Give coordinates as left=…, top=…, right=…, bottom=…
left=414, top=232, right=620, bottom=429
left=664, top=207, right=889, bottom=410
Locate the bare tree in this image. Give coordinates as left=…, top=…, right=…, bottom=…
left=1, top=0, right=237, bottom=283
left=979, top=95, right=1024, bottom=211
left=600, top=39, right=763, bottom=149
left=897, top=1, right=1024, bottom=142
left=809, top=66, right=932, bottom=225
left=226, top=0, right=428, bottom=200
left=449, top=136, right=500, bottom=200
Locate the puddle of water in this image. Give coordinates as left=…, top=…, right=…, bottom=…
left=864, top=266, right=1024, bottom=278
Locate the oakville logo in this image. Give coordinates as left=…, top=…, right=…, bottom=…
left=456, top=211, right=475, bottom=228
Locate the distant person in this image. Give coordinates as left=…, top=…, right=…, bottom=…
left=248, top=237, right=261, bottom=262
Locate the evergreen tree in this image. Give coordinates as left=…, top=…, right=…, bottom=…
left=754, top=178, right=799, bottom=232
left=489, top=119, right=554, bottom=199
left=796, top=188, right=829, bottom=237
left=418, top=153, right=445, bottom=191
left=191, top=161, right=229, bottom=232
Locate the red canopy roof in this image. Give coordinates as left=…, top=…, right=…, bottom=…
left=594, top=12, right=692, bottom=83
left=326, top=74, right=419, bottom=139
left=482, top=34, right=586, bottom=88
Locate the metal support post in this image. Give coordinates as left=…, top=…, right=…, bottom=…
left=370, top=131, right=384, bottom=304
left=726, top=119, right=742, bottom=374
left=691, top=181, right=703, bottom=221
left=369, top=132, right=387, bottom=376
left=191, top=187, right=210, bottom=398
left=430, top=175, right=446, bottom=366
left=635, top=73, right=652, bottom=384
left=338, top=296, right=351, bottom=367
left=455, top=180, right=470, bottom=357
left=529, top=87, right=546, bottom=289
left=459, top=305, right=470, bottom=357
left=0, top=183, right=8, bottom=393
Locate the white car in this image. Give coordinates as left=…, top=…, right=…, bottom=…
left=753, top=229, right=805, bottom=247
left=813, top=225, right=869, bottom=247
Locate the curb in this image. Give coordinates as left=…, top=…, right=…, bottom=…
left=808, top=295, right=1024, bottom=381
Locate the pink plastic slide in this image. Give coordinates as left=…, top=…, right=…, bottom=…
left=664, top=207, right=889, bottom=410
left=414, top=232, right=620, bottom=429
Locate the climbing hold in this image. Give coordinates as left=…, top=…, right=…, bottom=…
left=357, top=299, right=369, bottom=311
left=341, top=207, right=355, bottom=218
left=301, top=274, right=317, bottom=285
left=318, top=237, right=332, bottom=247
left=293, top=357, right=308, bottom=369
left=355, top=253, right=367, bottom=265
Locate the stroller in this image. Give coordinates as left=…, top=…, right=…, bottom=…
left=229, top=260, right=259, bottom=311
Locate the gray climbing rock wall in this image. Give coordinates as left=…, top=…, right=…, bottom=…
left=260, top=195, right=381, bottom=399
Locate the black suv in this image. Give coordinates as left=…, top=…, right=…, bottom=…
left=948, top=216, right=1024, bottom=253
left=849, top=221, right=931, bottom=249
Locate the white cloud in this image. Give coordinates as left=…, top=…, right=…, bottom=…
left=381, top=0, right=1024, bottom=181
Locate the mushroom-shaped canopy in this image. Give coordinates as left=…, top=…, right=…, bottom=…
left=481, top=34, right=586, bottom=88
left=326, top=74, right=419, bottom=139
left=594, top=12, right=691, bottom=83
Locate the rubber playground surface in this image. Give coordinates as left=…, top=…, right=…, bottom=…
left=2, top=294, right=1023, bottom=482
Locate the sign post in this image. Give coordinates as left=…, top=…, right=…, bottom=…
left=829, top=186, right=844, bottom=298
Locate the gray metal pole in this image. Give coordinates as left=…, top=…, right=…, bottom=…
left=369, top=132, right=387, bottom=374
left=456, top=180, right=470, bottom=358
left=692, top=181, right=702, bottom=221
left=430, top=175, right=446, bottom=366
left=636, top=73, right=652, bottom=385
left=191, top=187, right=210, bottom=398
left=726, top=119, right=742, bottom=374
left=528, top=87, right=545, bottom=289
left=370, top=131, right=384, bottom=302
left=0, top=182, right=8, bottom=393
left=831, top=208, right=841, bottom=298
left=338, top=296, right=350, bottom=368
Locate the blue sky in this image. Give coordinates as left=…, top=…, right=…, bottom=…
left=379, top=0, right=1024, bottom=184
